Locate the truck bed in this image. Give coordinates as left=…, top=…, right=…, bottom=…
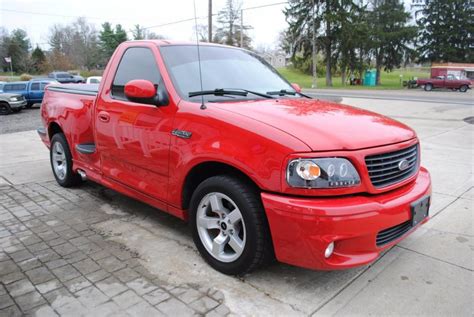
left=46, top=83, right=99, bottom=96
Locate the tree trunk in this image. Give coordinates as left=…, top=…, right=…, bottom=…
left=325, top=3, right=332, bottom=87
left=325, top=39, right=332, bottom=86
left=341, top=67, right=346, bottom=86
left=325, top=51, right=332, bottom=86
left=375, top=56, right=382, bottom=86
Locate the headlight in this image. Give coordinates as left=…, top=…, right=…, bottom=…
left=9, top=97, right=18, bottom=101
left=287, top=158, right=360, bottom=188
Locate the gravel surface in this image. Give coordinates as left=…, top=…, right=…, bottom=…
left=0, top=105, right=42, bottom=135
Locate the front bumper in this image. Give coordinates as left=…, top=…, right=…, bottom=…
left=9, top=100, right=27, bottom=109
left=262, top=167, right=431, bottom=270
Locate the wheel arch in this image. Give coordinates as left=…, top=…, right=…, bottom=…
left=48, top=121, right=63, bottom=140
left=181, top=161, right=261, bottom=211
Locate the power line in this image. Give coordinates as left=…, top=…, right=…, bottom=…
left=142, top=16, right=213, bottom=30
left=143, top=1, right=289, bottom=30
left=242, top=1, right=288, bottom=11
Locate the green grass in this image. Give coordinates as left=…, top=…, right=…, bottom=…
left=277, top=67, right=430, bottom=89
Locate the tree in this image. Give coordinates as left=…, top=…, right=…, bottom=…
left=47, top=18, right=101, bottom=70
left=194, top=24, right=214, bottom=42
left=214, top=0, right=252, bottom=49
left=114, top=24, right=128, bottom=44
left=99, top=22, right=128, bottom=62
left=99, top=22, right=115, bottom=58
left=0, top=28, right=10, bottom=72
left=284, top=0, right=343, bottom=86
left=368, top=0, right=417, bottom=85
left=418, top=0, right=474, bottom=63
left=132, top=24, right=145, bottom=40
left=71, top=18, right=101, bottom=70
left=145, top=31, right=165, bottom=40
left=31, top=46, right=46, bottom=73
left=0, top=28, right=31, bottom=73
left=336, top=1, right=370, bottom=84
left=132, top=25, right=165, bottom=40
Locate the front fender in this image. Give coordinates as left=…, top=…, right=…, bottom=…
left=166, top=101, right=310, bottom=209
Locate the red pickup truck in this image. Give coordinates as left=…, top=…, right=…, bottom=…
left=417, top=75, right=471, bottom=92
left=38, top=40, right=431, bottom=275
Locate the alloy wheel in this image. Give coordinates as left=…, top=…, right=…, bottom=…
left=196, top=192, right=246, bottom=263
left=52, top=142, right=67, bottom=180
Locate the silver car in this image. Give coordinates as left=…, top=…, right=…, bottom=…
left=0, top=93, right=27, bottom=115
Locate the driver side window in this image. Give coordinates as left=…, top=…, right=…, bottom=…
left=112, top=47, right=161, bottom=100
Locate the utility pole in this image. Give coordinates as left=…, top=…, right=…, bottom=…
left=311, top=0, right=317, bottom=88
left=208, top=0, right=212, bottom=42
left=240, top=9, right=244, bottom=48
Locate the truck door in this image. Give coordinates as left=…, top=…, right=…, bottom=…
left=94, top=45, right=175, bottom=204
left=28, top=82, right=43, bottom=105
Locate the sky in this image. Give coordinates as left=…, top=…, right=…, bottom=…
left=0, top=0, right=289, bottom=50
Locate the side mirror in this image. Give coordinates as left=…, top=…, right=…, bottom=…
left=125, top=79, right=156, bottom=99
left=291, top=83, right=302, bottom=93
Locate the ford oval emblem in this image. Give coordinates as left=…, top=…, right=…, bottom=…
left=398, top=159, right=410, bottom=171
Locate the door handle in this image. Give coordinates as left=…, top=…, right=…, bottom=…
left=98, top=111, right=110, bottom=123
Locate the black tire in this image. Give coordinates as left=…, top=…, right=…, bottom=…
left=424, top=83, right=433, bottom=91
left=0, top=102, right=12, bottom=115
left=50, top=133, right=82, bottom=187
left=459, top=85, right=468, bottom=93
left=189, top=175, right=274, bottom=275
left=12, top=107, right=22, bottom=113
left=25, top=102, right=33, bottom=109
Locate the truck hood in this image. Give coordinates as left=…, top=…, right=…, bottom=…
left=0, top=93, right=22, bottom=99
left=213, top=98, right=416, bottom=151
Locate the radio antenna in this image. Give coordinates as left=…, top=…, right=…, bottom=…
left=193, top=0, right=206, bottom=110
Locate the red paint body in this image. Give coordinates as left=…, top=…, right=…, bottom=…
left=39, top=41, right=432, bottom=270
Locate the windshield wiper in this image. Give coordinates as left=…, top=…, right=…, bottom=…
left=266, top=89, right=312, bottom=99
left=189, top=88, right=274, bottom=99
left=189, top=89, right=246, bottom=98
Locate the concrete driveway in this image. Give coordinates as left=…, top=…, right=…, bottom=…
left=0, top=96, right=472, bottom=316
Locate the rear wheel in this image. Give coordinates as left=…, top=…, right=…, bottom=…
left=0, top=102, right=12, bottom=115
left=50, top=133, right=82, bottom=187
left=459, top=85, right=468, bottom=93
left=190, top=175, right=273, bottom=275
left=424, top=83, right=433, bottom=91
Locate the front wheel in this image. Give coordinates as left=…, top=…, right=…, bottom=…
left=50, top=133, right=82, bottom=187
left=190, top=175, right=273, bottom=275
left=0, top=102, right=12, bottom=115
left=459, top=85, right=468, bottom=93
left=424, top=83, right=433, bottom=91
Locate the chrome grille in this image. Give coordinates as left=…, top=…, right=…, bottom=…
left=365, top=144, right=418, bottom=188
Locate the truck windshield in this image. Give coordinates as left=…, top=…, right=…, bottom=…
left=159, top=45, right=295, bottom=102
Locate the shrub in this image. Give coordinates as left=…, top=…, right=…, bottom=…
left=79, top=70, right=103, bottom=78
left=20, top=73, right=33, bottom=81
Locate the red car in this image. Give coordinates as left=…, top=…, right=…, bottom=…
left=38, top=41, right=432, bottom=275
left=416, top=75, right=471, bottom=92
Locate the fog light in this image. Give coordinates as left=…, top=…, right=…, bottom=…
left=324, top=242, right=334, bottom=258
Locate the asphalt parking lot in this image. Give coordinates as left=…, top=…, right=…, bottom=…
left=0, top=91, right=472, bottom=316
left=0, top=105, right=42, bottom=135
